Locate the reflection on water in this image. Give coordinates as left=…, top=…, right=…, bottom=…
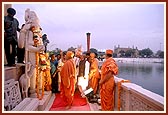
left=116, top=62, right=164, bottom=96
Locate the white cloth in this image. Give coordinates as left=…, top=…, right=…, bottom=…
left=57, top=59, right=64, bottom=83
left=84, top=61, right=90, bottom=79
left=77, top=61, right=90, bottom=91
left=78, top=77, right=88, bottom=91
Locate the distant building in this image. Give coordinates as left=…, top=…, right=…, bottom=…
left=114, top=45, right=139, bottom=58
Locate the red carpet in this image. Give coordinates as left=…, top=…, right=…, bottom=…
left=49, top=91, right=91, bottom=111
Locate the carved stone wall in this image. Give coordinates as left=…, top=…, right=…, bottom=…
left=4, top=79, right=22, bottom=111
left=129, top=92, right=155, bottom=111
left=114, top=76, right=164, bottom=111
left=120, top=89, right=127, bottom=110
left=129, top=89, right=164, bottom=111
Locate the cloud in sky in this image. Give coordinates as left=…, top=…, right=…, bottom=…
left=10, top=2, right=165, bottom=53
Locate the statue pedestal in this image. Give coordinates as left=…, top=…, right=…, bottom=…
left=29, top=89, right=44, bottom=98
left=29, top=92, right=37, bottom=98
left=28, top=91, right=52, bottom=111
left=38, top=91, right=52, bottom=111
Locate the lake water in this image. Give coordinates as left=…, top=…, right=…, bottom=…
left=116, top=62, right=164, bottom=97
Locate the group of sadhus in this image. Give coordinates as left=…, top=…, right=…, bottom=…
left=50, top=49, right=118, bottom=111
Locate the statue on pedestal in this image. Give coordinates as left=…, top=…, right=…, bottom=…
left=18, top=8, right=45, bottom=99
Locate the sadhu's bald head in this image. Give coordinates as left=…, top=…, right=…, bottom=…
left=66, top=51, right=74, bottom=59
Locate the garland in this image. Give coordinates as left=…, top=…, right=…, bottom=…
left=32, top=27, right=45, bottom=100
left=35, top=52, right=45, bottom=100
left=117, top=80, right=130, bottom=111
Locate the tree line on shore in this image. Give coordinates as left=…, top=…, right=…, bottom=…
left=48, top=47, right=164, bottom=61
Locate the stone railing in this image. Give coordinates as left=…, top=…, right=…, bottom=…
left=4, top=79, right=39, bottom=111
left=114, top=76, right=164, bottom=111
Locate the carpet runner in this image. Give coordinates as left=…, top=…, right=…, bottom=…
left=49, top=91, right=91, bottom=111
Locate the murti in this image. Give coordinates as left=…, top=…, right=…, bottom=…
left=18, top=9, right=51, bottom=100
left=31, top=26, right=47, bottom=100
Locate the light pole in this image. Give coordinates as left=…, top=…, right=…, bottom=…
left=160, top=43, right=162, bottom=51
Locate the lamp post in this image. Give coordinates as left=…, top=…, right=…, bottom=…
left=86, top=32, right=91, bottom=52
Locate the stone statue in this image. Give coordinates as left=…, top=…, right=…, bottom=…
left=19, top=63, right=31, bottom=99
left=18, top=8, right=45, bottom=98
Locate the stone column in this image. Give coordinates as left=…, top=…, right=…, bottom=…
left=86, top=32, right=91, bottom=52
left=4, top=4, right=12, bottom=65
left=4, top=4, right=12, bottom=16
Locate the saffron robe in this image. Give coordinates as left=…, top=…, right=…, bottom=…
left=60, top=58, right=76, bottom=106
left=89, top=58, right=100, bottom=94
left=100, top=57, right=118, bottom=111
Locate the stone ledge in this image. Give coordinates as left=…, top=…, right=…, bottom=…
left=12, top=98, right=39, bottom=111
left=44, top=93, right=55, bottom=111
left=38, top=91, right=52, bottom=111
